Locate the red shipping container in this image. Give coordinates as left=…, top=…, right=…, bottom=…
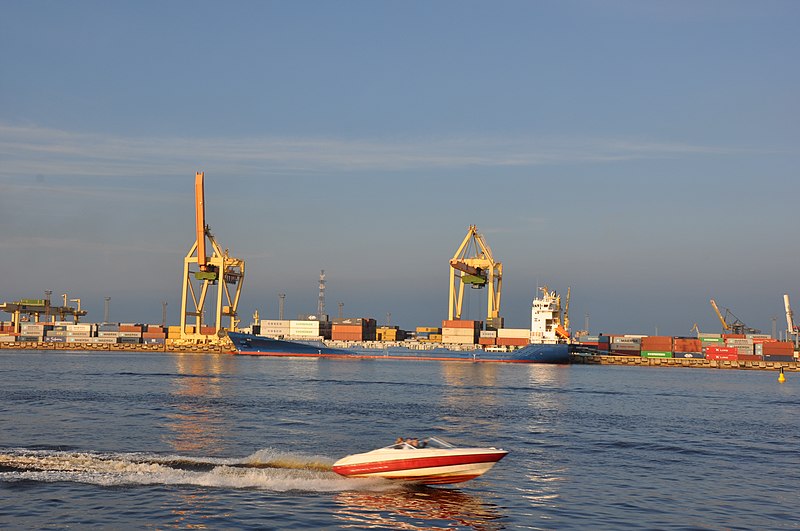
left=761, top=342, right=794, bottom=355
left=674, top=339, right=702, bottom=352
left=332, top=324, right=363, bottom=333
left=752, top=338, right=778, bottom=344
left=331, top=332, right=363, bottom=341
left=722, top=334, right=746, bottom=339
left=496, top=337, right=529, bottom=346
left=641, top=336, right=673, bottom=350
left=704, top=346, right=738, bottom=354
left=706, top=349, right=739, bottom=361
left=478, top=337, right=496, bottom=346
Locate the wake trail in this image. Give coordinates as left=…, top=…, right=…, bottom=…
left=0, top=447, right=395, bottom=493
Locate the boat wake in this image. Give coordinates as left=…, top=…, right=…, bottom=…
left=0, top=448, right=395, bottom=493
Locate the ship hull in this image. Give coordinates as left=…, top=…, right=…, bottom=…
left=227, top=332, right=569, bottom=363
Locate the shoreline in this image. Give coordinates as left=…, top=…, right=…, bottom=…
left=2, top=341, right=798, bottom=371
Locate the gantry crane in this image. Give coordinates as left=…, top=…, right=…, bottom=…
left=709, top=298, right=760, bottom=335
left=179, top=172, right=245, bottom=341
left=448, top=225, right=502, bottom=325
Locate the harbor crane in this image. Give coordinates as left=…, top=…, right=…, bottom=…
left=179, top=172, right=245, bottom=341
left=709, top=298, right=760, bottom=335
left=784, top=294, right=799, bottom=344
left=448, top=225, right=503, bottom=326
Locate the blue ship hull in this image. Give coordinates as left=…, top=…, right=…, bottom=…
left=227, top=332, right=570, bottom=364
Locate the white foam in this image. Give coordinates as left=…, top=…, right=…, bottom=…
left=0, top=448, right=395, bottom=493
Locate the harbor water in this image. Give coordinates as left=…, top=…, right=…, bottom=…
left=1, top=350, right=798, bottom=530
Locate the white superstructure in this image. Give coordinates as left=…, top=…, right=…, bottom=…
left=530, top=286, right=568, bottom=344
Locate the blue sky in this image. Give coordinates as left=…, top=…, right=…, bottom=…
left=1, top=1, right=798, bottom=336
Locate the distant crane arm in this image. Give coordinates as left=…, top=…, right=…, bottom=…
left=709, top=299, right=730, bottom=331
left=784, top=294, right=796, bottom=334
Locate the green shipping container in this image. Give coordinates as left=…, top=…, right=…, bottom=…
left=700, top=338, right=725, bottom=343
left=641, top=351, right=673, bottom=358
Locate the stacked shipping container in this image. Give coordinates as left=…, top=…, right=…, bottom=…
left=441, top=320, right=480, bottom=345
left=331, top=318, right=376, bottom=341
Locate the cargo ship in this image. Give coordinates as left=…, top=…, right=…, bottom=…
left=227, top=331, right=569, bottom=363
left=227, top=287, right=570, bottom=363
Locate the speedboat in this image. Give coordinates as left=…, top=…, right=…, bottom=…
left=332, top=436, right=508, bottom=485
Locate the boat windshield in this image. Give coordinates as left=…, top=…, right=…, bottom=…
left=385, top=436, right=457, bottom=450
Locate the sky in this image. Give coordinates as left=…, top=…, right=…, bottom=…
left=1, top=1, right=798, bottom=337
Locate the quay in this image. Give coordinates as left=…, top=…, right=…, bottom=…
left=0, top=340, right=227, bottom=354
left=571, top=353, right=798, bottom=371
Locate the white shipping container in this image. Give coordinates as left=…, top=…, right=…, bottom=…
left=118, top=331, right=143, bottom=338
left=66, top=337, right=91, bottom=343
left=611, top=343, right=641, bottom=351
left=290, top=329, right=323, bottom=338
left=0, top=335, right=17, bottom=343
left=612, top=337, right=642, bottom=344
left=441, top=327, right=476, bottom=336
left=89, top=337, right=118, bottom=344
left=97, top=331, right=121, bottom=338
left=261, top=320, right=291, bottom=329
left=290, top=321, right=320, bottom=334
left=290, top=320, right=320, bottom=327
left=497, top=328, right=531, bottom=339
left=726, top=338, right=753, bottom=346
left=441, top=335, right=476, bottom=344
left=260, top=327, right=289, bottom=337
left=479, top=330, right=497, bottom=338
left=66, top=331, right=93, bottom=337
left=66, top=324, right=92, bottom=332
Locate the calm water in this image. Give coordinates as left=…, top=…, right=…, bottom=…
left=1, top=350, right=797, bottom=530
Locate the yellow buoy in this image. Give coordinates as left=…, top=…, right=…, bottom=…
left=778, top=366, right=786, bottom=383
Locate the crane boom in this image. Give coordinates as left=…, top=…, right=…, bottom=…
left=784, top=294, right=795, bottom=335
left=195, top=172, right=208, bottom=270
left=709, top=299, right=730, bottom=331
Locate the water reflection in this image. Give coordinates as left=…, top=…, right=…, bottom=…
left=440, top=362, right=500, bottom=388
left=164, top=353, right=236, bottom=454
left=526, top=363, right=570, bottom=387
left=334, top=487, right=506, bottom=530
left=162, top=353, right=239, bottom=528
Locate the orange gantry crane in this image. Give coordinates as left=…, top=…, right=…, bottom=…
left=448, top=225, right=502, bottom=326
left=179, top=172, right=245, bottom=341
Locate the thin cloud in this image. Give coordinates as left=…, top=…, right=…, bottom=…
left=0, top=122, right=764, bottom=179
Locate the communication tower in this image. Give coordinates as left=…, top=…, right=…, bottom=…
left=317, top=270, right=326, bottom=319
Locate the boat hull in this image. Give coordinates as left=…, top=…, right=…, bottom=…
left=228, top=332, right=569, bottom=363
left=332, top=449, right=508, bottom=485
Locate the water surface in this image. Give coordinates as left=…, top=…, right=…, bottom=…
left=1, top=351, right=797, bottom=529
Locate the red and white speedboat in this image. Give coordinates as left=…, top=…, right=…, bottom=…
left=332, top=437, right=508, bottom=485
